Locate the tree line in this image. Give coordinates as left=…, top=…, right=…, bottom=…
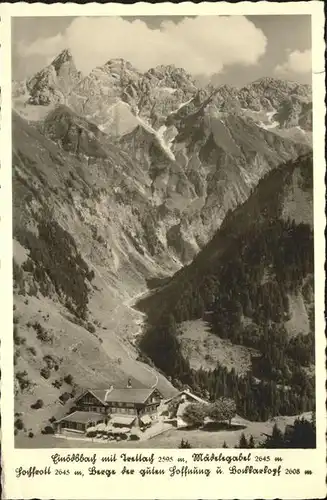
left=140, top=315, right=315, bottom=422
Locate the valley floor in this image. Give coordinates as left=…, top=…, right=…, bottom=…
left=16, top=413, right=311, bottom=449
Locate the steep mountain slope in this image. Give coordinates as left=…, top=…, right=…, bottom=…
left=238, top=77, right=311, bottom=113
left=238, top=77, right=312, bottom=144
left=138, top=153, right=314, bottom=420
left=67, top=58, right=141, bottom=134
left=12, top=54, right=311, bottom=262
left=138, top=153, right=313, bottom=324
left=16, top=58, right=310, bottom=268
left=12, top=110, right=178, bottom=437
left=118, top=92, right=309, bottom=263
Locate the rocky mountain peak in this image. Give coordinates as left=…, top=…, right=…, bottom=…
left=104, top=57, right=134, bottom=67
left=51, top=48, right=75, bottom=72
left=13, top=50, right=312, bottom=144
left=25, top=48, right=82, bottom=106
left=250, top=76, right=286, bottom=87
left=145, top=64, right=196, bottom=91
left=100, top=58, right=140, bottom=78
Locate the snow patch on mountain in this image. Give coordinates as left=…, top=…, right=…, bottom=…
left=136, top=115, right=176, bottom=161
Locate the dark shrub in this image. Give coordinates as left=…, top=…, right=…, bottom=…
left=14, top=418, right=24, bottom=430
left=27, top=346, right=37, bottom=356
left=28, top=282, right=38, bottom=297
left=40, top=367, right=51, bottom=379
left=129, top=434, right=140, bottom=441
left=16, top=371, right=31, bottom=391
left=28, top=432, right=34, bottom=438
left=32, top=321, right=53, bottom=343
left=13, top=259, right=25, bottom=290
left=179, top=439, right=192, bottom=449
left=13, top=325, right=21, bottom=345
left=59, top=392, right=71, bottom=404
left=52, top=379, right=62, bottom=389
left=42, top=425, right=55, bottom=435
left=14, top=351, right=20, bottom=365
left=63, top=374, right=74, bottom=385
left=31, top=399, right=44, bottom=410
left=86, top=322, right=95, bottom=333
left=43, top=354, right=58, bottom=369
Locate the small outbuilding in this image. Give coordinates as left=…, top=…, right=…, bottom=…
left=54, top=411, right=104, bottom=434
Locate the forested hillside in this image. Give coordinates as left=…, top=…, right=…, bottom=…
left=139, top=153, right=315, bottom=421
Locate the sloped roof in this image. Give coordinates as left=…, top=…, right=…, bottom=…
left=90, top=389, right=110, bottom=404
left=74, top=389, right=108, bottom=405
left=105, top=388, right=157, bottom=404
left=76, top=387, right=162, bottom=405
left=182, top=391, right=208, bottom=405
left=166, top=389, right=208, bottom=406
left=55, top=411, right=104, bottom=424
left=111, top=415, right=136, bottom=426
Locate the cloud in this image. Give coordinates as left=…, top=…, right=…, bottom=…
left=16, top=16, right=267, bottom=76
left=274, top=49, right=312, bottom=76
left=17, top=33, right=65, bottom=59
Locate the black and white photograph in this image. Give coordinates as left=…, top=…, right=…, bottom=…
left=10, top=12, right=318, bottom=452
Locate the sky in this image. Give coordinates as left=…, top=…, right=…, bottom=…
left=11, top=15, right=312, bottom=86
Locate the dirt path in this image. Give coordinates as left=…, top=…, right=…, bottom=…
left=122, top=291, right=159, bottom=388
left=88, top=261, right=159, bottom=388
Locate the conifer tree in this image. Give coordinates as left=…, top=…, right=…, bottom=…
left=238, top=433, right=248, bottom=449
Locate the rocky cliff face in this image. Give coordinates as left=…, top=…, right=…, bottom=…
left=137, top=152, right=314, bottom=328
left=118, top=90, right=309, bottom=262
left=12, top=51, right=312, bottom=267
left=237, top=77, right=312, bottom=144
left=12, top=110, right=178, bottom=436
left=14, top=51, right=312, bottom=137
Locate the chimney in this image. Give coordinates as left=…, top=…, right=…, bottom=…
left=104, top=385, right=113, bottom=402
left=127, top=378, right=132, bottom=389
